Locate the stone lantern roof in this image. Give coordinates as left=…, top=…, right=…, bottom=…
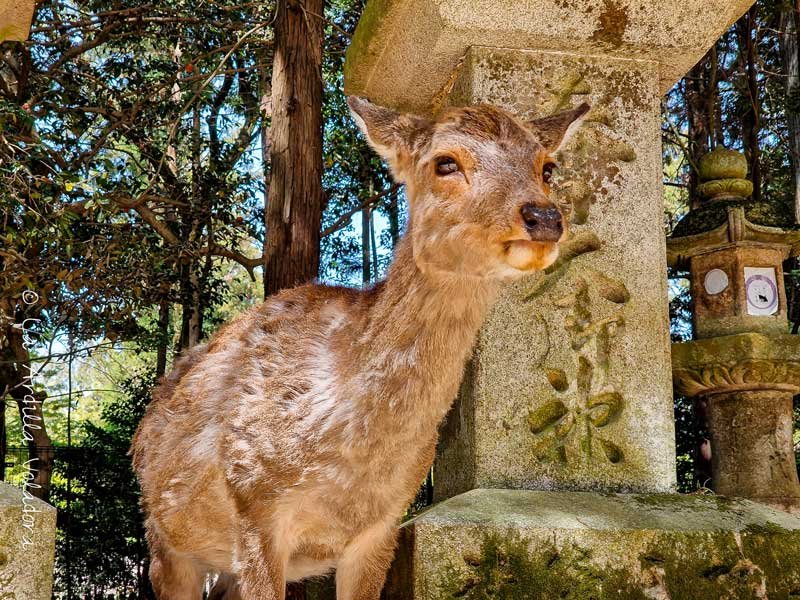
left=667, top=147, right=800, bottom=268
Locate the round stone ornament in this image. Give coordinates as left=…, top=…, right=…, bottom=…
left=703, top=269, right=729, bottom=295
left=698, top=147, right=748, bottom=181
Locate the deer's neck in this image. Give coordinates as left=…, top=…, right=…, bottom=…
left=337, top=234, right=498, bottom=434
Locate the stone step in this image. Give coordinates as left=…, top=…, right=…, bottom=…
left=383, top=488, right=800, bottom=599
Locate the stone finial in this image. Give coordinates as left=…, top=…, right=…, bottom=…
left=697, top=147, right=753, bottom=203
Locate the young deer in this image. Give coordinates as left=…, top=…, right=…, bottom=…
left=131, top=97, right=589, bottom=600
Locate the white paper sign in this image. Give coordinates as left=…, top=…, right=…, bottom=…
left=744, top=267, right=779, bottom=316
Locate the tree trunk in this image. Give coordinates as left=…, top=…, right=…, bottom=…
left=263, top=2, right=325, bottom=596
left=178, top=265, right=203, bottom=352
left=736, top=5, right=761, bottom=203
left=263, top=0, right=325, bottom=298
left=685, top=48, right=718, bottom=209
left=369, top=208, right=379, bottom=281
left=781, top=1, right=800, bottom=223
left=0, top=321, right=55, bottom=501
left=362, top=207, right=371, bottom=285
left=388, top=193, right=400, bottom=248
left=155, top=301, right=170, bottom=378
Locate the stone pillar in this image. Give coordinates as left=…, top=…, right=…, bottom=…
left=0, top=1, right=36, bottom=42
left=708, top=391, right=799, bottom=504
left=0, top=482, right=57, bottom=599
left=345, top=0, right=754, bottom=499
left=434, top=45, right=675, bottom=497
left=672, top=333, right=800, bottom=513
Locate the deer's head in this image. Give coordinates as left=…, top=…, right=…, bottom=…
left=348, top=97, right=589, bottom=280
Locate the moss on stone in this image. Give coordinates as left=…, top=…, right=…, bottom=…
left=632, top=492, right=734, bottom=512
left=342, top=0, right=391, bottom=86
left=698, top=148, right=748, bottom=181
left=403, top=491, right=800, bottom=600
left=671, top=198, right=800, bottom=238
left=433, top=528, right=800, bottom=600
left=438, top=531, right=637, bottom=600
left=741, top=521, right=791, bottom=536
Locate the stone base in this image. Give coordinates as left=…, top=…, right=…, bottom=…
left=0, top=483, right=57, bottom=599
left=383, top=489, right=800, bottom=599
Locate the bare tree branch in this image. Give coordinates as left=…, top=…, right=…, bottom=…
left=321, top=185, right=401, bottom=238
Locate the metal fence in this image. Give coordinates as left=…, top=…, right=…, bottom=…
left=3, top=444, right=151, bottom=599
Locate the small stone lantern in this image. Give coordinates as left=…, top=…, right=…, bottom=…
left=669, top=147, right=800, bottom=513
left=679, top=148, right=790, bottom=338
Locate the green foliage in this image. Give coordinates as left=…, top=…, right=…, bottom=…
left=320, top=1, right=400, bottom=285
left=2, top=1, right=401, bottom=596
left=50, top=371, right=154, bottom=598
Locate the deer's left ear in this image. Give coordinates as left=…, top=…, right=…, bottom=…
left=529, top=103, right=591, bottom=153
left=348, top=96, right=432, bottom=182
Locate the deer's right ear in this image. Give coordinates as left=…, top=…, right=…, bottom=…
left=348, top=96, right=431, bottom=180
left=529, top=103, right=591, bottom=154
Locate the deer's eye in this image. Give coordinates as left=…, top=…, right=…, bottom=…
left=542, top=162, right=557, bottom=185
left=435, top=157, right=459, bottom=176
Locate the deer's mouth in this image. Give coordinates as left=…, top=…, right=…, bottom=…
left=502, top=239, right=559, bottom=272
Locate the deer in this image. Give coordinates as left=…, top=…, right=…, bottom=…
left=131, top=96, right=590, bottom=600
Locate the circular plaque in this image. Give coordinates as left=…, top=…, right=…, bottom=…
left=745, top=274, right=778, bottom=313
left=703, top=269, right=729, bottom=295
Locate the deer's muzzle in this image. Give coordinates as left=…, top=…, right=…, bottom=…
left=520, top=204, right=563, bottom=242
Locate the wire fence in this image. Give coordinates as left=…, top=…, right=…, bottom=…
left=3, top=444, right=151, bottom=599
left=4, top=445, right=43, bottom=488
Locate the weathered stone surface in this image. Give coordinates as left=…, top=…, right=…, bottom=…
left=698, top=147, right=749, bottom=181
left=672, top=333, right=800, bottom=397
left=384, top=488, right=800, bottom=599
left=697, top=178, right=753, bottom=202
left=673, top=334, right=800, bottom=512
left=706, top=390, right=800, bottom=513
left=0, top=1, right=36, bottom=42
left=689, top=245, right=790, bottom=338
left=434, top=47, right=675, bottom=498
left=0, top=482, right=57, bottom=600
left=344, top=0, right=754, bottom=114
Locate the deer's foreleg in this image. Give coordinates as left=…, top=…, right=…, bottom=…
left=336, top=522, right=398, bottom=600
left=235, top=517, right=288, bottom=600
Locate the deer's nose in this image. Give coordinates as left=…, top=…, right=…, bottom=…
left=520, top=204, right=563, bottom=242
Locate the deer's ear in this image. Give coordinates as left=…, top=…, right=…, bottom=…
left=529, top=103, right=591, bottom=153
left=348, top=96, right=432, bottom=179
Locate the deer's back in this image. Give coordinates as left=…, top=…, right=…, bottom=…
left=131, top=284, right=372, bottom=547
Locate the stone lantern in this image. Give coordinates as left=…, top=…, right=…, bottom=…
left=669, top=147, right=800, bottom=513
